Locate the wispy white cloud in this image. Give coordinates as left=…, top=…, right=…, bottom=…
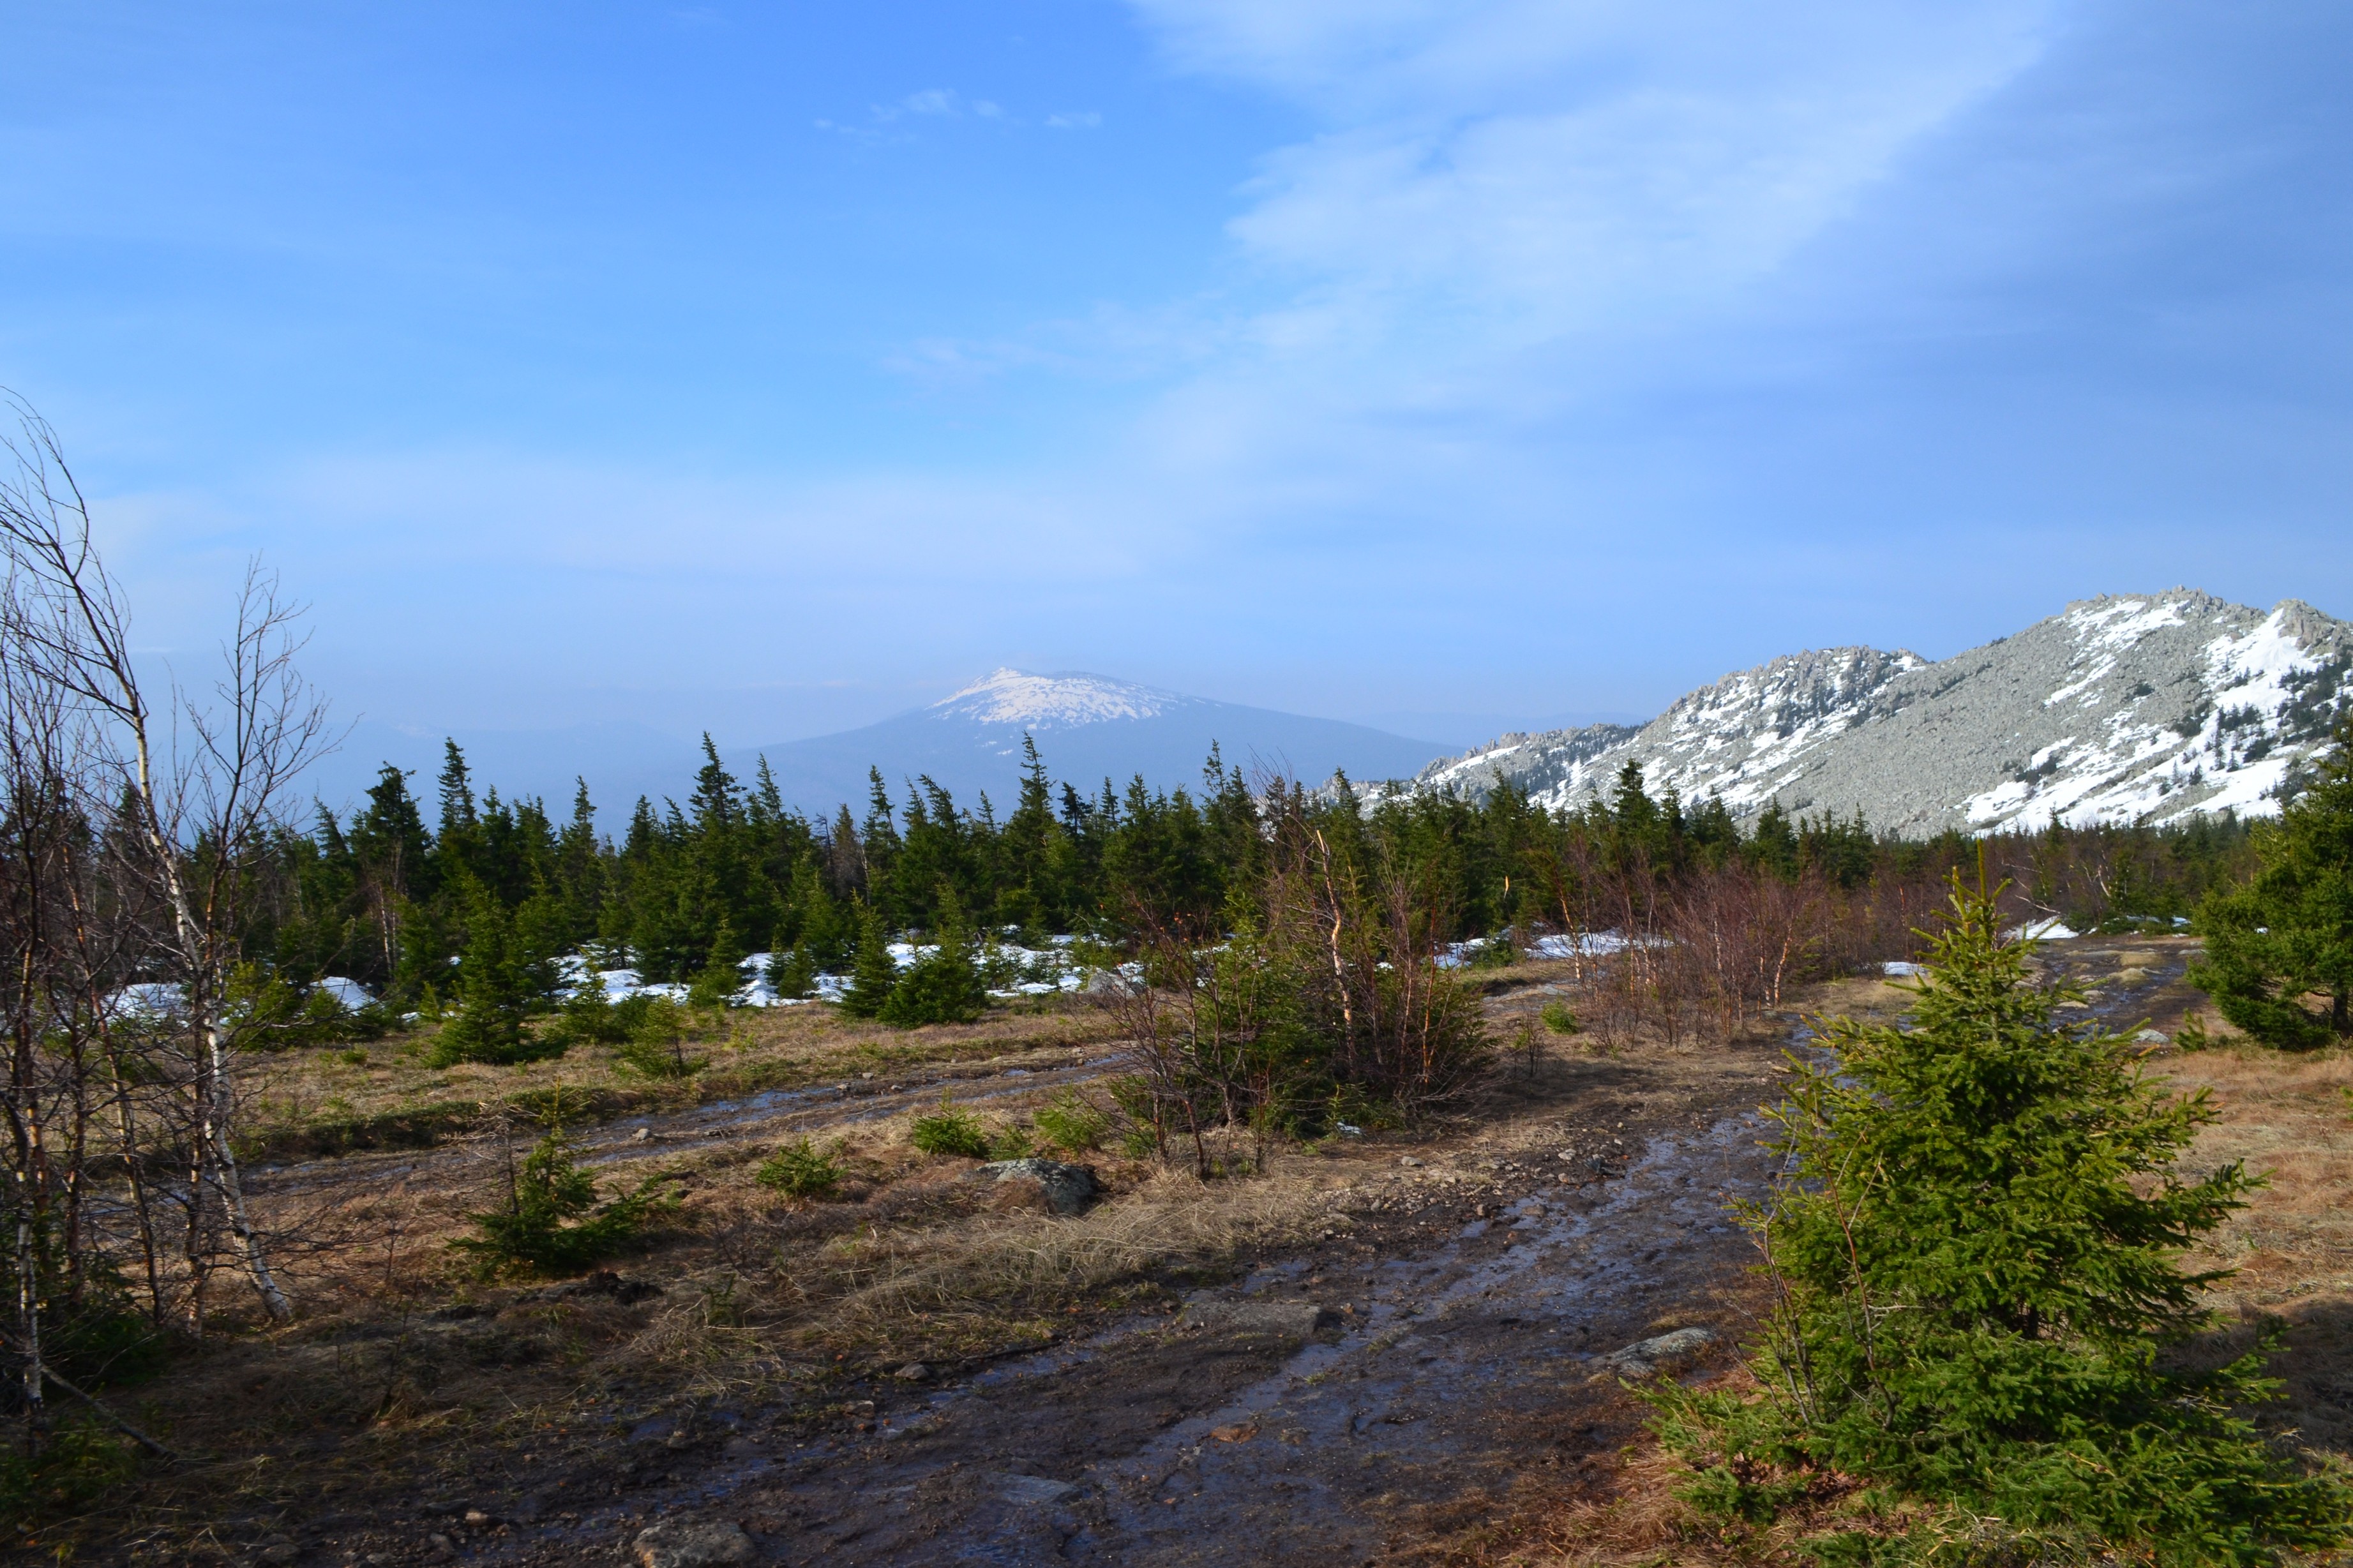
left=1138, top=0, right=2061, bottom=348
left=889, top=88, right=960, bottom=119
left=1045, top=111, right=1102, bottom=130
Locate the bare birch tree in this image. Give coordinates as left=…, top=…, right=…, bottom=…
left=0, top=396, right=332, bottom=1330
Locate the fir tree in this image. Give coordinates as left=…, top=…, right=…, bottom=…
left=430, top=892, right=562, bottom=1066
left=436, top=739, right=477, bottom=841
left=454, top=1124, right=668, bottom=1273
left=995, top=733, right=1064, bottom=934
left=766, top=943, right=816, bottom=1000
left=839, top=901, right=898, bottom=1019
left=1653, top=877, right=2350, bottom=1564
left=2191, top=719, right=2353, bottom=1047
left=879, top=891, right=988, bottom=1027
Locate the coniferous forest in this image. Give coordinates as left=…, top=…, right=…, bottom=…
left=257, top=732, right=2257, bottom=1020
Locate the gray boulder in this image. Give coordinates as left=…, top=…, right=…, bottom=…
left=972, top=1158, right=1099, bottom=1216
left=1597, top=1327, right=1716, bottom=1378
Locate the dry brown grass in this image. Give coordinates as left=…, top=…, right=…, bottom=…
left=230, top=995, right=1118, bottom=1159
left=2156, top=1037, right=2353, bottom=1467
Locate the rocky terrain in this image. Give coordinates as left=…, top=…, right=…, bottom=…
left=1404, top=590, right=2352, bottom=833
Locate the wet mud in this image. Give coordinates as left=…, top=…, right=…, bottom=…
left=486, top=1107, right=1771, bottom=1567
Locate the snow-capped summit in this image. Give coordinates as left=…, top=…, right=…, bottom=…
left=929, top=669, right=1196, bottom=729
left=729, top=671, right=1441, bottom=814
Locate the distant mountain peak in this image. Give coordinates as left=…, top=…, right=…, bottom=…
left=929, top=668, right=1196, bottom=730
left=1405, top=589, right=2353, bottom=833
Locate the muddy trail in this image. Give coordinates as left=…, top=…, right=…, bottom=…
left=545, top=1110, right=1772, bottom=1568
left=473, top=941, right=2194, bottom=1567
left=113, top=938, right=2200, bottom=1568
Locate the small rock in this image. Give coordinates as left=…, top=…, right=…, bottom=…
left=968, top=1158, right=1099, bottom=1216
left=893, top=1361, right=933, bottom=1382
left=550, top=1269, right=660, bottom=1303
left=631, top=1125, right=655, bottom=1142
left=632, top=1518, right=755, bottom=1568
left=995, top=1474, right=1077, bottom=1505
left=462, top=1509, right=492, bottom=1527
left=1597, top=1327, right=1716, bottom=1378
left=2133, top=1028, right=2170, bottom=1045
left=1182, top=1300, right=1332, bottom=1343
left=1398, top=1156, right=1423, bottom=1168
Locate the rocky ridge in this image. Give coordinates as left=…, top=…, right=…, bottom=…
left=1405, top=590, right=2352, bottom=835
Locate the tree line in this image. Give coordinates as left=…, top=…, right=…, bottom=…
left=244, top=736, right=2259, bottom=1017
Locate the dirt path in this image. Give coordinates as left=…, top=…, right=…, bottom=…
left=455, top=1101, right=1772, bottom=1567
left=465, top=941, right=2201, bottom=1567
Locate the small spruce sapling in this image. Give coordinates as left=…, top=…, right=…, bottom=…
left=1034, top=1089, right=1110, bottom=1154
left=1650, top=876, right=2352, bottom=1564
left=880, top=886, right=988, bottom=1027
left=613, top=998, right=700, bottom=1079
left=430, top=893, right=564, bottom=1068
left=755, top=1137, right=841, bottom=1198
left=839, top=902, right=898, bottom=1019
left=766, top=943, right=816, bottom=1000
left=909, top=1097, right=992, bottom=1159
left=455, top=1125, right=672, bottom=1273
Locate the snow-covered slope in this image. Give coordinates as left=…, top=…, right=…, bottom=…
left=931, top=668, right=1192, bottom=729
left=736, top=670, right=1443, bottom=816
left=1410, top=592, right=2352, bottom=833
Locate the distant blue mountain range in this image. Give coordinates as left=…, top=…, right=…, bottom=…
left=305, top=669, right=1449, bottom=823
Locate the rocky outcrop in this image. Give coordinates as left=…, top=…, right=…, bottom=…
left=1406, top=591, right=2353, bottom=833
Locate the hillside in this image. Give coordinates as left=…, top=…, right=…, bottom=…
left=1408, top=591, right=2352, bottom=834
left=730, top=668, right=1445, bottom=816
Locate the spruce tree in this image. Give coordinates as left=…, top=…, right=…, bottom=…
left=431, top=892, right=561, bottom=1066
left=839, top=901, right=898, bottom=1019
left=1653, top=878, right=2350, bottom=1563
left=2191, top=719, right=2353, bottom=1048
left=880, top=893, right=988, bottom=1027
left=766, top=943, right=816, bottom=1000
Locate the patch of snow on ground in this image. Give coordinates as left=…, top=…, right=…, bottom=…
left=104, top=982, right=185, bottom=1019
left=315, top=976, right=375, bottom=1010
left=1435, top=932, right=1639, bottom=968
left=2004, top=919, right=2079, bottom=941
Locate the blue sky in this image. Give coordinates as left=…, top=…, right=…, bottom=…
left=4, top=0, right=2349, bottom=756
